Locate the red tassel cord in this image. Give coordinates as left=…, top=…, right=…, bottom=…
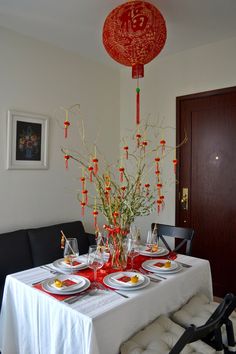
left=145, top=183, right=150, bottom=197
left=92, top=158, right=99, bottom=175
left=81, top=202, right=86, bottom=217
left=155, top=157, right=160, bottom=171
left=160, top=140, right=166, bottom=155
left=119, top=167, right=125, bottom=183
left=64, top=155, right=70, bottom=169
left=82, top=190, right=88, bottom=205
left=121, top=186, right=126, bottom=198
left=136, top=87, right=140, bottom=125
left=141, top=140, right=148, bottom=154
left=136, top=133, right=142, bottom=148
left=93, top=210, right=98, bottom=229
left=88, top=166, right=94, bottom=182
left=157, top=183, right=162, bottom=198
left=113, top=211, right=119, bottom=225
left=123, top=146, right=129, bottom=160
left=173, top=159, right=178, bottom=174
left=155, top=169, right=160, bottom=183
left=156, top=199, right=162, bottom=214
left=80, top=177, right=86, bottom=190
left=64, top=120, right=70, bottom=138
left=160, top=195, right=165, bottom=211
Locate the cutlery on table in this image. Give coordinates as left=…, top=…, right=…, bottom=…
left=176, top=261, right=192, bottom=268
left=139, top=268, right=166, bottom=280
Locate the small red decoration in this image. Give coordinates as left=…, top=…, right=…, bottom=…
left=141, top=140, right=148, bottom=153
left=155, top=157, right=160, bottom=170
left=121, top=186, right=126, bottom=198
left=156, top=199, right=162, bottom=214
left=173, top=159, right=178, bottom=174
left=123, top=146, right=129, bottom=160
left=92, top=210, right=99, bottom=229
left=119, top=167, right=125, bottom=182
left=82, top=190, right=88, bottom=205
left=160, top=195, right=165, bottom=210
left=81, top=201, right=86, bottom=217
left=113, top=211, right=119, bottom=225
left=64, top=120, right=70, bottom=138
left=136, top=133, right=142, bottom=147
left=80, top=176, right=86, bottom=190
left=92, top=158, right=99, bottom=175
left=155, top=169, right=160, bottom=182
left=103, top=0, right=167, bottom=125
left=64, top=154, right=70, bottom=169
left=157, top=183, right=162, bottom=198
left=160, top=139, right=166, bottom=155
left=144, top=183, right=150, bottom=196
left=105, top=186, right=111, bottom=203
left=88, top=166, right=94, bottom=182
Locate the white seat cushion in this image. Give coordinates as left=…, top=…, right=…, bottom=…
left=120, top=315, right=216, bottom=354
left=171, top=293, right=236, bottom=346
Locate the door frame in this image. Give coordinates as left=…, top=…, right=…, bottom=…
left=175, top=85, right=236, bottom=225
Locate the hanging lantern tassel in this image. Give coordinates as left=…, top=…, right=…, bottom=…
left=157, top=199, right=162, bottom=214
left=160, top=195, right=165, bottom=211
left=142, top=140, right=148, bottom=154
left=93, top=210, right=99, bottom=229
left=64, top=120, right=70, bottom=138
left=123, top=146, right=129, bottom=160
left=145, top=183, right=150, bottom=197
left=155, top=169, right=160, bottom=183
left=105, top=187, right=111, bottom=203
left=121, top=186, right=126, bottom=198
left=64, top=154, right=70, bottom=169
left=82, top=190, right=88, bottom=205
left=80, top=177, right=86, bottom=190
left=119, top=167, right=125, bottom=183
left=160, top=140, right=166, bottom=155
left=93, top=158, right=99, bottom=175
left=173, top=159, right=178, bottom=174
left=136, top=133, right=142, bottom=148
left=155, top=157, right=160, bottom=171
left=113, top=211, right=119, bottom=225
left=81, top=202, right=86, bottom=217
left=157, top=183, right=162, bottom=198
left=88, top=166, right=94, bottom=182
left=136, top=86, right=140, bottom=125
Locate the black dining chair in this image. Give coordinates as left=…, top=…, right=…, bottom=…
left=151, top=223, right=195, bottom=256
left=169, top=293, right=235, bottom=354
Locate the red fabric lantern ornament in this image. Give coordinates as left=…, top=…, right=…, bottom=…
left=92, top=158, right=99, bottom=175
left=141, top=140, right=148, bottom=153
left=123, top=146, right=129, bottom=159
left=155, top=157, right=160, bottom=171
left=144, top=183, right=150, bottom=196
left=92, top=210, right=99, bottom=229
left=155, top=169, right=160, bottom=183
left=103, top=0, right=167, bottom=125
left=173, top=159, right=178, bottom=174
left=88, top=166, right=94, bottom=182
left=121, top=186, right=126, bottom=198
left=113, top=211, right=120, bottom=225
left=160, top=139, right=166, bottom=155
left=82, top=189, right=88, bottom=205
left=105, top=186, right=111, bottom=203
left=156, top=199, right=162, bottom=214
left=64, top=120, right=70, bottom=138
left=136, top=133, right=142, bottom=147
left=80, top=176, right=86, bottom=190
left=160, top=195, right=165, bottom=210
left=80, top=201, right=86, bottom=217
left=64, top=154, right=70, bottom=169
left=119, top=167, right=125, bottom=182
left=156, top=183, right=162, bottom=198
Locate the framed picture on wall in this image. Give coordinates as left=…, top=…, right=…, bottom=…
left=6, top=110, right=49, bottom=170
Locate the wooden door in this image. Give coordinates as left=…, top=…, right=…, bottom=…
left=176, top=87, right=236, bottom=297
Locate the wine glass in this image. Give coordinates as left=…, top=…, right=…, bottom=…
left=87, top=245, right=104, bottom=287
left=130, top=223, right=138, bottom=240
left=63, top=238, right=79, bottom=273
left=127, top=238, right=140, bottom=271
left=146, top=229, right=158, bottom=251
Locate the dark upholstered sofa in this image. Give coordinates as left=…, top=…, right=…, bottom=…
left=0, top=220, right=95, bottom=309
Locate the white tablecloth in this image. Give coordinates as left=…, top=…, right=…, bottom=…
left=0, top=255, right=212, bottom=354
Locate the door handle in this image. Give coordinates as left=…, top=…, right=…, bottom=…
left=180, top=188, right=188, bottom=210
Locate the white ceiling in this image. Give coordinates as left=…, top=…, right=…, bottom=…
left=0, top=0, right=236, bottom=68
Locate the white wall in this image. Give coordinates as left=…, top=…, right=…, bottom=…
left=120, top=36, right=236, bottom=238
left=0, top=27, right=120, bottom=233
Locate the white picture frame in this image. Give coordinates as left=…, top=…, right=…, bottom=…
left=6, top=110, right=49, bottom=170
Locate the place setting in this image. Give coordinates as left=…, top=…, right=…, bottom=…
left=141, top=259, right=183, bottom=276
left=103, top=271, right=150, bottom=291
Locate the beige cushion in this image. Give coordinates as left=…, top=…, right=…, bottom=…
left=171, top=293, right=236, bottom=346
left=120, top=315, right=216, bottom=354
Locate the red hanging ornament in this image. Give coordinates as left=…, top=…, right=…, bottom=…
left=160, top=195, right=165, bottom=210
left=103, top=1, right=167, bottom=125
left=136, top=133, right=142, bottom=148
left=64, top=154, right=70, bottom=169
left=144, top=183, right=150, bottom=196
left=105, top=186, right=111, bottom=203
left=157, top=183, right=162, bottom=198
left=81, top=201, right=86, bottom=217
left=113, top=211, right=119, bottom=225
left=156, top=199, right=162, bottom=214
left=155, top=169, right=160, bottom=183
left=123, top=146, right=129, bottom=160
left=136, top=86, right=140, bottom=125
left=173, top=159, right=178, bottom=174
left=119, top=167, right=125, bottom=182
left=82, top=190, right=88, bottom=205
left=141, top=140, right=148, bottom=153
left=64, top=120, right=70, bottom=138
left=80, top=176, right=86, bottom=190
left=160, top=139, right=166, bottom=155
left=92, top=210, right=99, bottom=229
left=155, top=157, right=160, bottom=170
left=92, top=158, right=99, bottom=175
left=121, top=186, right=126, bottom=198
left=88, top=166, right=94, bottom=182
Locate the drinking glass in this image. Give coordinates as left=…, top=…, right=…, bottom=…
left=127, top=238, right=140, bottom=271
left=146, top=230, right=158, bottom=251
left=63, top=238, right=79, bottom=273
left=87, top=245, right=104, bottom=286
left=130, top=223, right=138, bottom=240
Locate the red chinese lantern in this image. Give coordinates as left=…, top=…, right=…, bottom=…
left=103, top=0, right=167, bottom=125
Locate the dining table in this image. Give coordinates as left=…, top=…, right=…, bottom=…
left=0, top=251, right=213, bottom=354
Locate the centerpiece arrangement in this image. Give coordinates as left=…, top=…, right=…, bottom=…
left=60, top=105, right=185, bottom=269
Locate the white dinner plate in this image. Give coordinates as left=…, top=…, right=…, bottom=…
left=42, top=275, right=90, bottom=295
left=53, top=258, right=88, bottom=271
left=109, top=271, right=145, bottom=287
left=139, top=245, right=169, bottom=257
left=103, top=273, right=150, bottom=291
left=142, top=260, right=183, bottom=275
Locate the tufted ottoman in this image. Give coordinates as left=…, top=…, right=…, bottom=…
left=120, top=315, right=216, bottom=354
left=171, top=293, right=236, bottom=352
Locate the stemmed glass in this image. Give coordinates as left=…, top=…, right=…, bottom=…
left=87, top=245, right=104, bottom=288
left=63, top=238, right=79, bottom=273
left=127, top=237, right=140, bottom=271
